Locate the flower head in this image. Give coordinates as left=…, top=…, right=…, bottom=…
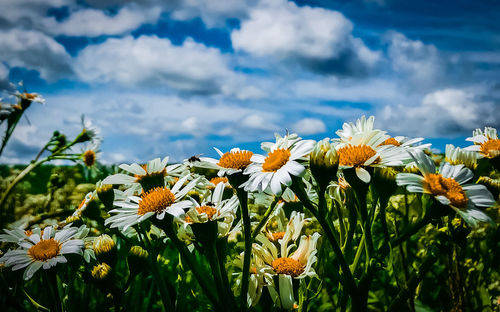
left=102, top=157, right=186, bottom=195
left=241, top=134, right=315, bottom=195
left=105, top=175, right=199, bottom=230
left=0, top=225, right=85, bottom=280
left=396, top=149, right=495, bottom=227
left=194, top=147, right=253, bottom=176
left=465, top=127, right=500, bottom=159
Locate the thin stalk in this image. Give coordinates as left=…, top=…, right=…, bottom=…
left=137, top=226, right=174, bottom=312
left=290, top=177, right=361, bottom=311
left=334, top=201, right=346, bottom=246
left=350, top=232, right=365, bottom=273
left=45, top=270, right=63, bottom=312
left=216, top=239, right=238, bottom=311
left=391, top=214, right=432, bottom=247
left=163, top=224, right=218, bottom=306
left=235, top=187, right=251, bottom=312
left=206, top=242, right=235, bottom=311
left=252, top=197, right=280, bottom=241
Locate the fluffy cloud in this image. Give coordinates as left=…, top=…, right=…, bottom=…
left=0, top=63, right=14, bottom=91
left=74, top=35, right=233, bottom=93
left=171, top=0, right=254, bottom=27
left=386, top=32, right=442, bottom=87
left=0, top=29, right=73, bottom=80
left=292, top=118, right=326, bottom=135
left=379, top=88, right=500, bottom=137
left=231, top=0, right=379, bottom=76
left=42, top=6, right=162, bottom=37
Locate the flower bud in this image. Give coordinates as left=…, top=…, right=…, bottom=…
left=310, top=139, right=338, bottom=189
left=91, top=263, right=112, bottom=281
left=127, top=246, right=149, bottom=276
left=96, top=181, right=114, bottom=211
left=93, top=234, right=117, bottom=265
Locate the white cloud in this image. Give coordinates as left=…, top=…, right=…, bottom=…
left=171, top=0, right=253, bottom=27
left=75, top=35, right=233, bottom=93
left=386, top=32, right=442, bottom=87
left=42, top=6, right=162, bottom=37
left=379, top=88, right=500, bottom=137
left=240, top=114, right=277, bottom=130
left=0, top=63, right=14, bottom=91
left=0, top=29, right=73, bottom=80
left=231, top=0, right=379, bottom=75
left=292, top=118, right=326, bottom=135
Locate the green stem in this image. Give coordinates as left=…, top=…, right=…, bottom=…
left=45, top=270, right=63, bottom=312
left=206, top=242, right=236, bottom=311
left=235, top=187, right=251, bottom=312
left=350, top=232, right=365, bottom=273
left=290, top=176, right=361, bottom=311
left=252, top=197, right=280, bottom=241
left=216, top=239, right=238, bottom=311
left=137, top=226, right=174, bottom=312
left=391, top=214, right=432, bottom=247
left=163, top=224, right=219, bottom=306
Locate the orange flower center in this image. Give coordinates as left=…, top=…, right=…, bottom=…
left=480, top=139, right=500, bottom=158
left=271, top=257, right=304, bottom=277
left=338, top=145, right=377, bottom=167
left=184, top=205, right=219, bottom=223
left=23, top=93, right=37, bottom=100
left=137, top=187, right=176, bottom=216
left=262, top=149, right=291, bottom=172
left=423, top=174, right=468, bottom=208
left=28, top=238, right=61, bottom=261
left=268, top=231, right=286, bottom=242
left=24, top=229, right=33, bottom=236
left=209, top=177, right=229, bottom=187
left=83, top=150, right=96, bottom=167
left=217, top=150, right=253, bottom=170
left=379, top=138, right=400, bottom=146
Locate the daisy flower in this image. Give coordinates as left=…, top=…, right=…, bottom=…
left=181, top=182, right=239, bottom=238
left=465, top=126, right=500, bottom=159
left=396, top=149, right=495, bottom=227
left=445, top=144, right=478, bottom=169
left=0, top=225, right=85, bottom=280
left=335, top=115, right=379, bottom=142
left=241, top=134, right=315, bottom=195
left=14, top=91, right=45, bottom=104
left=105, top=175, right=200, bottom=231
left=336, top=130, right=412, bottom=183
left=75, top=115, right=102, bottom=144
left=378, top=135, right=430, bottom=150
left=102, top=157, right=185, bottom=195
left=195, top=147, right=254, bottom=177
left=252, top=212, right=320, bottom=310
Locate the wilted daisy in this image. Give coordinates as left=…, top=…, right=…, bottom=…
left=241, top=134, right=315, bottom=195
left=336, top=130, right=411, bottom=183
left=195, top=147, right=254, bottom=177
left=0, top=225, right=85, bottom=280
left=234, top=250, right=268, bottom=307
left=465, top=126, right=500, bottom=159
left=253, top=212, right=320, bottom=310
left=102, top=157, right=185, bottom=195
left=396, top=149, right=495, bottom=227
left=445, top=144, right=478, bottom=169
left=105, top=175, right=199, bottom=230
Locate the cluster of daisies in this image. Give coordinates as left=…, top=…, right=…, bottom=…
left=0, top=115, right=498, bottom=309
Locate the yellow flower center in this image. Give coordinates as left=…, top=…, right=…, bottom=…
left=23, top=93, right=37, bottom=100
left=262, top=149, right=291, bottom=172
left=379, top=138, right=400, bottom=146
left=268, top=231, right=286, bottom=242
left=137, top=187, right=176, bottom=216
left=480, top=139, right=500, bottom=158
left=423, top=173, right=468, bottom=208
left=208, top=177, right=229, bottom=189
left=184, top=205, right=219, bottom=223
left=28, top=238, right=61, bottom=261
left=338, top=145, right=378, bottom=167
left=271, top=257, right=304, bottom=277
left=217, top=150, right=253, bottom=170
left=83, top=150, right=96, bottom=167
left=91, top=263, right=111, bottom=280
left=24, top=229, right=33, bottom=236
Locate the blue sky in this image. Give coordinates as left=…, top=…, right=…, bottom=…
left=0, top=0, right=499, bottom=164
